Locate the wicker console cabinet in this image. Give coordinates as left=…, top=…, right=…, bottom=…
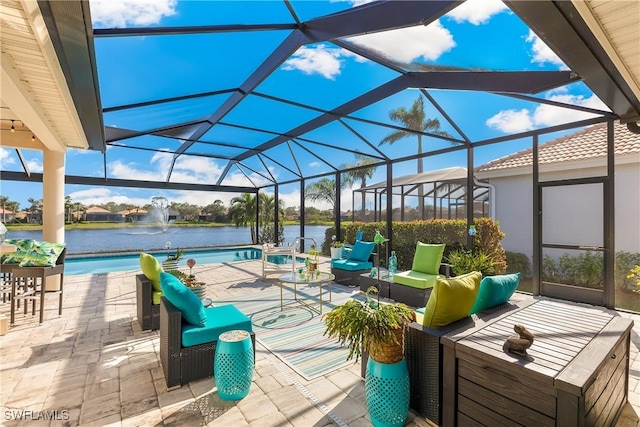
left=446, top=299, right=633, bottom=427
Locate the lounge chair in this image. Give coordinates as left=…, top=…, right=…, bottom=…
left=391, top=242, right=445, bottom=307
left=331, top=239, right=375, bottom=287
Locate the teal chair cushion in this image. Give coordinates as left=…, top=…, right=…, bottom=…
left=412, top=242, right=445, bottom=275
left=348, top=241, right=375, bottom=262
left=160, top=272, right=207, bottom=327
left=331, top=258, right=372, bottom=271
left=393, top=270, right=439, bottom=289
left=470, top=273, right=521, bottom=314
left=182, top=304, right=252, bottom=347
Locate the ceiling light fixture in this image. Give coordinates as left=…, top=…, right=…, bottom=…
left=31, top=134, right=35, bottom=142
left=10, top=120, right=15, bottom=132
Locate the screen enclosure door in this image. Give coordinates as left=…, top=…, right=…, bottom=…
left=539, top=178, right=611, bottom=306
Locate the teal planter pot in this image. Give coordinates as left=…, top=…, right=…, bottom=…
left=365, top=358, right=410, bottom=427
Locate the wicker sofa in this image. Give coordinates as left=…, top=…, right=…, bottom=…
left=136, top=274, right=160, bottom=331
left=160, top=296, right=255, bottom=389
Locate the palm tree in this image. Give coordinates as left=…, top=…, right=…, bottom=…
left=229, top=193, right=257, bottom=244
left=258, top=193, right=285, bottom=243
left=305, top=177, right=352, bottom=219
left=379, top=96, right=452, bottom=218
left=345, top=154, right=377, bottom=221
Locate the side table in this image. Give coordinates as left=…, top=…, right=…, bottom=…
left=214, top=329, right=254, bottom=400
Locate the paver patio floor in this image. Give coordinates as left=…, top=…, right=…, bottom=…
left=1, top=258, right=640, bottom=426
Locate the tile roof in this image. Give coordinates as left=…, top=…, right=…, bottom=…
left=476, top=122, right=640, bottom=173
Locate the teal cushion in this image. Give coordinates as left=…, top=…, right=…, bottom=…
left=160, top=272, right=207, bottom=327
left=393, top=270, right=439, bottom=289
left=182, top=304, right=252, bottom=347
left=348, top=241, right=375, bottom=262
left=412, top=242, right=445, bottom=275
left=331, top=258, right=372, bottom=271
left=470, top=273, right=521, bottom=314
left=140, top=253, right=163, bottom=292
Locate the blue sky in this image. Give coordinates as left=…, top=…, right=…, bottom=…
left=0, top=0, right=609, bottom=213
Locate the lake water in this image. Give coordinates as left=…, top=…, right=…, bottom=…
left=6, top=225, right=331, bottom=255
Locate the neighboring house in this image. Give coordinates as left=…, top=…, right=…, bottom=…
left=0, top=208, right=15, bottom=223
left=476, top=122, right=640, bottom=258
left=120, top=209, right=147, bottom=222
left=84, top=206, right=124, bottom=222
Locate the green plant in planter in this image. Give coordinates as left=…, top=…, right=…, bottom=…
left=323, top=287, right=415, bottom=363
left=446, top=249, right=495, bottom=276
left=166, top=248, right=184, bottom=262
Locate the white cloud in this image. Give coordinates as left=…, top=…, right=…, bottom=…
left=282, top=45, right=345, bottom=80
left=486, top=109, right=534, bottom=133
left=486, top=93, right=609, bottom=133
left=90, top=0, right=177, bottom=27
left=26, top=159, right=43, bottom=173
left=0, top=148, right=16, bottom=166
left=526, top=30, right=566, bottom=69
left=348, top=22, right=455, bottom=63
left=447, top=0, right=509, bottom=25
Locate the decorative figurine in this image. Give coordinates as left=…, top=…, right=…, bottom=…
left=503, top=324, right=534, bottom=356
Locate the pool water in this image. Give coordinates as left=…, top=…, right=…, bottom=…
left=65, top=247, right=301, bottom=276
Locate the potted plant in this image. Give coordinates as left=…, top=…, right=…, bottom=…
left=166, top=262, right=207, bottom=301
left=308, top=245, right=321, bottom=271
left=162, top=247, right=183, bottom=271
left=324, top=287, right=415, bottom=426
left=330, top=236, right=343, bottom=259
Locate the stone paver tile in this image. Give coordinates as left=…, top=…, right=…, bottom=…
left=44, top=384, right=84, bottom=410
left=255, top=376, right=282, bottom=394
left=247, top=411, right=292, bottom=427
left=120, top=407, right=163, bottom=426
left=84, top=377, right=119, bottom=400
left=4, top=385, right=47, bottom=410
left=320, top=395, right=368, bottom=425
left=89, top=412, right=122, bottom=426
left=157, top=387, right=194, bottom=410
left=121, top=396, right=159, bottom=419
left=205, top=406, right=250, bottom=426
left=79, top=391, right=121, bottom=424
left=120, top=371, right=155, bottom=402
left=188, top=376, right=216, bottom=398
left=161, top=401, right=205, bottom=427
left=236, top=393, right=280, bottom=423
left=49, top=405, right=81, bottom=427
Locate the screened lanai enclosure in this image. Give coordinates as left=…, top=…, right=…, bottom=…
left=1, top=0, right=639, bottom=309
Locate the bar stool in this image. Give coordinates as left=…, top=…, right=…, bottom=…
left=214, top=329, right=254, bottom=400
left=10, top=266, right=64, bottom=324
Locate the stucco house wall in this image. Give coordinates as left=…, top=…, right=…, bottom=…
left=476, top=123, right=640, bottom=261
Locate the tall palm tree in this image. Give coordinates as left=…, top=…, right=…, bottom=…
left=305, top=178, right=342, bottom=217
left=258, top=193, right=285, bottom=243
left=345, top=154, right=377, bottom=221
left=379, top=96, right=452, bottom=218
left=230, top=193, right=257, bottom=243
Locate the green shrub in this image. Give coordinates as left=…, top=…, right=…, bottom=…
left=505, top=252, right=531, bottom=277
left=323, top=218, right=507, bottom=274
left=446, top=249, right=496, bottom=276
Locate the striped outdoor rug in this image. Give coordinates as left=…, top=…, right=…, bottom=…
left=216, top=284, right=358, bottom=380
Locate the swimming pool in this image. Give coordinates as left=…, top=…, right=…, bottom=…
left=65, top=247, right=301, bottom=276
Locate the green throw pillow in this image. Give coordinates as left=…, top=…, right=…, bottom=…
left=18, top=241, right=66, bottom=267
left=411, top=242, right=445, bottom=275
left=470, top=273, right=521, bottom=314
left=4, top=238, right=36, bottom=253
left=160, top=272, right=207, bottom=327
left=140, top=253, right=163, bottom=292
left=422, top=271, right=482, bottom=328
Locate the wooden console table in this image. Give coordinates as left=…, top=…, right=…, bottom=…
left=443, top=299, right=633, bottom=427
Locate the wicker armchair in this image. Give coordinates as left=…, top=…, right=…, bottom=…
left=136, top=274, right=160, bottom=331
left=160, top=296, right=256, bottom=390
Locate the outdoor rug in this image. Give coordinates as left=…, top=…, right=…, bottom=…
left=216, top=284, right=358, bottom=380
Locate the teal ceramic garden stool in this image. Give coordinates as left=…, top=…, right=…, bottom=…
left=214, top=329, right=254, bottom=400
left=365, top=358, right=410, bottom=427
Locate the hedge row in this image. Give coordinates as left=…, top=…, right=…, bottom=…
left=322, top=218, right=507, bottom=274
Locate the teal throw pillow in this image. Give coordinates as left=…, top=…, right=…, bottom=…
left=160, top=272, right=207, bottom=327
left=411, top=242, right=445, bottom=275
left=348, top=241, right=375, bottom=262
left=140, top=253, right=163, bottom=292
left=470, top=273, right=521, bottom=314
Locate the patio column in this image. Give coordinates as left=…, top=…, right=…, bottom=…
left=42, top=149, right=65, bottom=243
left=42, top=148, right=65, bottom=291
